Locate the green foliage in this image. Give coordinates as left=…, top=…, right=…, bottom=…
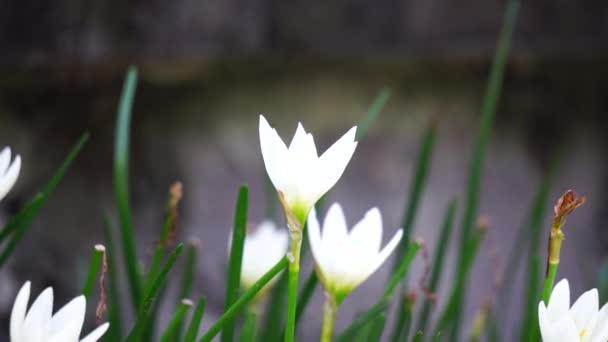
left=448, top=0, right=519, bottom=339
left=222, top=185, right=249, bottom=342
left=198, top=257, right=290, bottom=342
left=415, top=199, right=458, bottom=336
left=184, top=298, right=207, bottom=342
left=114, top=66, right=143, bottom=310
left=82, top=245, right=105, bottom=300
left=0, top=133, right=89, bottom=268
left=2, top=2, right=562, bottom=340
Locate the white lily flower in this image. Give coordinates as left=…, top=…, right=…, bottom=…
left=10, top=281, right=109, bottom=342
left=259, top=115, right=357, bottom=225
left=0, top=147, right=21, bottom=201
left=307, top=203, right=403, bottom=302
left=239, top=220, right=289, bottom=289
left=538, top=279, right=608, bottom=342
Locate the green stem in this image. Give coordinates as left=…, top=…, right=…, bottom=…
left=541, top=263, right=558, bottom=304
left=285, top=232, right=302, bottom=342
left=321, top=293, right=338, bottom=342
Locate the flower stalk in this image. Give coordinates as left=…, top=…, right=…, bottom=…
left=541, top=190, right=585, bottom=304
left=285, top=213, right=303, bottom=342
left=320, top=292, right=338, bottom=342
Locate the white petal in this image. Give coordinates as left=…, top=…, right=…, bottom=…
left=22, top=287, right=54, bottom=342
left=0, top=147, right=11, bottom=175
left=288, top=122, right=318, bottom=161
left=50, top=295, right=86, bottom=338
left=79, top=322, right=110, bottom=342
left=10, top=281, right=31, bottom=341
left=316, top=126, right=357, bottom=198
left=547, top=279, right=571, bottom=321
left=307, top=207, right=326, bottom=276
left=370, top=229, right=403, bottom=277
left=538, top=302, right=553, bottom=342
left=347, top=207, right=383, bottom=258
left=321, top=203, right=349, bottom=250
left=553, top=315, right=581, bottom=342
left=240, top=220, right=289, bottom=288
left=540, top=301, right=580, bottom=342
left=570, top=288, right=599, bottom=334
left=259, top=115, right=289, bottom=192
left=0, top=155, right=20, bottom=201
left=591, top=302, right=608, bottom=342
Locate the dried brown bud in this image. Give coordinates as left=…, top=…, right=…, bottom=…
left=405, top=289, right=417, bottom=312
left=554, top=190, right=585, bottom=217
left=169, top=181, right=183, bottom=208
left=476, top=216, right=491, bottom=231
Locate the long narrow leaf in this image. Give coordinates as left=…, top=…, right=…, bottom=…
left=414, top=199, right=458, bottom=334
left=126, top=243, right=184, bottom=342
left=82, top=245, right=106, bottom=300
left=103, top=218, right=124, bottom=341
left=221, top=185, right=249, bottom=342
left=451, top=1, right=519, bottom=339
left=114, top=66, right=142, bottom=310
left=355, top=88, right=392, bottom=141
left=184, top=297, right=207, bottom=342
left=0, top=133, right=88, bottom=267
left=160, top=299, right=193, bottom=342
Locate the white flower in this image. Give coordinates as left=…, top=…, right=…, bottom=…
left=0, top=147, right=21, bottom=201
left=307, top=203, right=403, bottom=302
left=538, top=279, right=608, bottom=342
left=10, top=281, right=109, bottom=342
left=259, top=115, right=357, bottom=225
left=239, top=220, right=289, bottom=289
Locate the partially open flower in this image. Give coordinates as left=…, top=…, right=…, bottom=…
left=238, top=221, right=289, bottom=290
left=10, top=281, right=109, bottom=342
left=0, top=147, right=21, bottom=201
left=307, top=203, right=403, bottom=303
left=538, top=279, right=608, bottom=342
left=259, top=115, right=357, bottom=226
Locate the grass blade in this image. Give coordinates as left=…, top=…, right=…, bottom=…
left=114, top=66, right=142, bottom=310
left=392, top=120, right=437, bottom=273
left=160, top=299, right=193, bottom=342
left=365, top=313, right=386, bottom=342
left=184, top=297, right=207, bottom=342
left=355, top=88, right=392, bottom=141
left=82, top=245, right=106, bottom=300
left=415, top=199, right=458, bottom=334
left=126, top=243, right=184, bottom=342
left=198, top=257, right=289, bottom=342
left=434, top=222, right=488, bottom=338
left=388, top=120, right=437, bottom=341
left=451, top=1, right=519, bottom=339
left=173, top=240, right=200, bottom=340
left=103, top=218, right=124, bottom=341
left=239, top=311, right=258, bottom=342
left=222, top=185, right=249, bottom=342
left=258, top=272, right=288, bottom=342
left=0, top=133, right=89, bottom=268
left=0, top=194, right=42, bottom=243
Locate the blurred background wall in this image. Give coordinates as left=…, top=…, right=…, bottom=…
left=0, top=0, right=607, bottom=340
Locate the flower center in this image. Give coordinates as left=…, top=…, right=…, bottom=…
left=580, top=328, right=587, bottom=339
